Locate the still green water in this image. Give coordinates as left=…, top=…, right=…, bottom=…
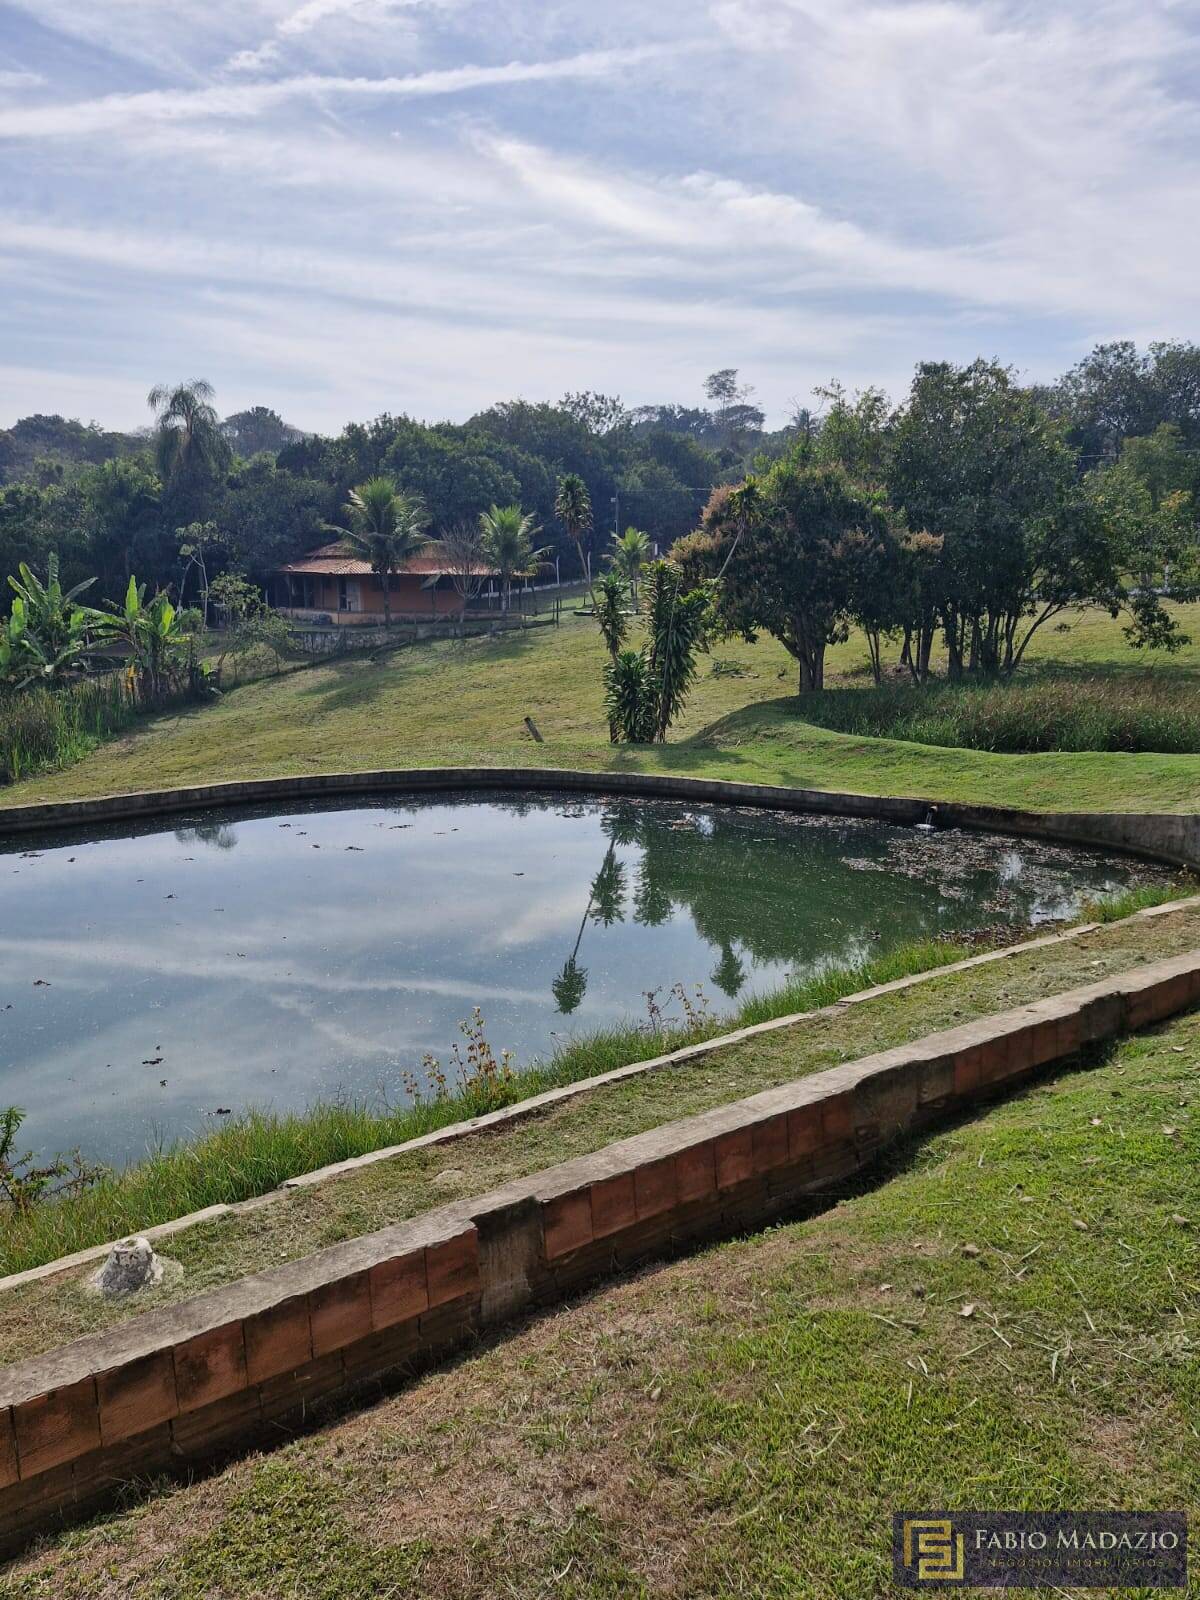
left=0, top=791, right=1163, bottom=1168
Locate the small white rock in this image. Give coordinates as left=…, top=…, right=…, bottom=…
left=88, top=1237, right=174, bottom=1298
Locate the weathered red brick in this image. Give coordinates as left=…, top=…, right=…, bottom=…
left=542, top=1189, right=593, bottom=1259
left=953, top=1043, right=984, bottom=1096
left=170, top=1385, right=261, bottom=1457
left=787, top=1103, right=822, bottom=1158
left=674, top=1141, right=716, bottom=1204
left=13, top=1378, right=99, bottom=1479
left=751, top=1113, right=790, bottom=1173
left=590, top=1171, right=637, bottom=1238
left=1054, top=1010, right=1083, bottom=1059
left=173, top=1322, right=247, bottom=1413
left=820, top=1092, right=854, bottom=1143
left=425, top=1229, right=480, bottom=1308
left=0, top=1409, right=16, bottom=1490
left=259, top=1353, right=345, bottom=1424
left=634, top=1156, right=677, bottom=1220
left=369, top=1250, right=428, bottom=1330
left=714, top=1126, right=754, bottom=1191
left=1026, top=1017, right=1061, bottom=1067
left=310, top=1270, right=372, bottom=1358
left=243, top=1295, right=312, bottom=1385
left=97, top=1351, right=178, bottom=1446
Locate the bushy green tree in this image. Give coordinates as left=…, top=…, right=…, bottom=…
left=676, top=455, right=893, bottom=692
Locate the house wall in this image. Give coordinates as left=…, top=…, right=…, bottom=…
left=276, top=575, right=467, bottom=621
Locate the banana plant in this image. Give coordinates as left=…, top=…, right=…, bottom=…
left=109, top=576, right=188, bottom=692
left=3, top=556, right=110, bottom=687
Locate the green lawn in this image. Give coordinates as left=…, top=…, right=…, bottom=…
left=5, top=975, right=1196, bottom=1598
left=3, top=604, right=1200, bottom=814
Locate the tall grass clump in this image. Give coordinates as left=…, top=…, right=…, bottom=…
left=0, top=937, right=968, bottom=1277
left=0, top=671, right=199, bottom=784
left=796, top=675, right=1200, bottom=754
left=1080, top=879, right=1197, bottom=924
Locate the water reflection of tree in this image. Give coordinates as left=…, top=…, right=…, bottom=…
left=549, top=797, right=955, bottom=1015
left=174, top=822, right=238, bottom=851
left=551, top=842, right=627, bottom=1014
left=598, top=800, right=937, bottom=969
left=710, top=943, right=747, bottom=998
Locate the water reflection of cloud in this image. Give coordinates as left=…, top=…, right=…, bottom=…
left=0, top=935, right=554, bottom=1006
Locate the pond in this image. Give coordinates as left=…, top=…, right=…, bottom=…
left=0, top=791, right=1167, bottom=1169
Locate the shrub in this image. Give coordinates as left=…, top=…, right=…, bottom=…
left=794, top=674, right=1200, bottom=754
left=0, top=670, right=204, bottom=784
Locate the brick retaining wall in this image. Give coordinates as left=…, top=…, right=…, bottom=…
left=1, top=948, right=1197, bottom=1555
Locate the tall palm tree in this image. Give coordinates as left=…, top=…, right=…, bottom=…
left=328, top=477, right=429, bottom=630
left=554, top=473, right=593, bottom=587
left=146, top=380, right=230, bottom=497
left=478, top=504, right=549, bottom=613
left=609, top=526, right=651, bottom=605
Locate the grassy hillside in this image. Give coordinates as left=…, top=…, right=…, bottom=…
left=3, top=604, right=1200, bottom=813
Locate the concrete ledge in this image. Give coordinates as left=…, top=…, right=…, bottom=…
left=0, top=946, right=1197, bottom=1553
left=0, top=766, right=1197, bottom=867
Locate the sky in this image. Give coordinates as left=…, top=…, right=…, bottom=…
left=0, top=0, right=1198, bottom=434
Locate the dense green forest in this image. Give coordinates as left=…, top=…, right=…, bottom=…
left=2, top=342, right=1196, bottom=618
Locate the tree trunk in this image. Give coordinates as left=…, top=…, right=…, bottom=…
left=866, top=629, right=882, bottom=685
left=798, top=642, right=825, bottom=692
left=381, top=570, right=392, bottom=631
left=945, top=612, right=964, bottom=680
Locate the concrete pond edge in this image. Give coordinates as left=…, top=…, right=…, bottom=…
left=0, top=943, right=1197, bottom=1553
left=0, top=764, right=1198, bottom=867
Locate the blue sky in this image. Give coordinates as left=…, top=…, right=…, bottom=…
left=1, top=0, right=1198, bottom=433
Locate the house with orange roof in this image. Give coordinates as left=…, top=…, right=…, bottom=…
left=270, top=542, right=501, bottom=625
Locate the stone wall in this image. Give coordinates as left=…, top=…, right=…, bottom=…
left=1, top=948, right=1197, bottom=1554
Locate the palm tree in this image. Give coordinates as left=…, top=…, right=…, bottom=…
left=478, top=504, right=549, bottom=613
left=610, top=526, right=651, bottom=605
left=327, top=477, right=429, bottom=630
left=554, top=473, right=593, bottom=587
left=146, top=380, right=231, bottom=497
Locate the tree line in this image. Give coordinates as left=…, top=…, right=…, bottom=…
left=0, top=377, right=743, bottom=609
left=1, top=342, right=1198, bottom=715
left=674, top=354, right=1200, bottom=694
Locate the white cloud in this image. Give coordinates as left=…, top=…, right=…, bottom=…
left=0, top=46, right=674, bottom=139
left=226, top=41, right=281, bottom=73
left=0, top=70, right=45, bottom=90
left=1, top=0, right=1198, bottom=427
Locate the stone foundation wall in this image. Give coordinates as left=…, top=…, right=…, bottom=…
left=1, top=948, right=1197, bottom=1554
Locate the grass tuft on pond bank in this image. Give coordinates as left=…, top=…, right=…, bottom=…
left=1080, top=879, right=1197, bottom=923
left=0, top=938, right=966, bottom=1279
